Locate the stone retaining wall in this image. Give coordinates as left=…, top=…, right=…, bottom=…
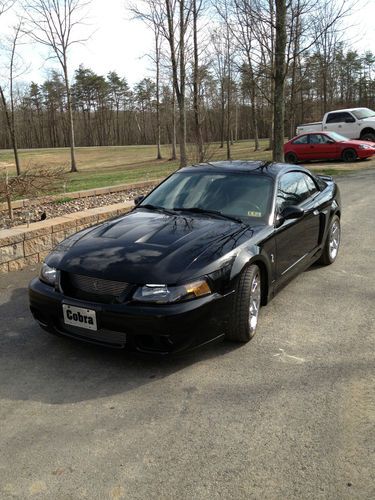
left=0, top=201, right=133, bottom=273
left=0, top=178, right=161, bottom=212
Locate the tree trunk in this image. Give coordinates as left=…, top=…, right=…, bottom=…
left=165, top=0, right=187, bottom=167
left=0, top=85, right=21, bottom=176
left=171, top=88, right=177, bottom=160
left=220, top=82, right=225, bottom=148
left=226, top=77, right=231, bottom=160
left=178, top=0, right=187, bottom=167
left=6, top=192, right=13, bottom=220
left=273, top=0, right=287, bottom=162
left=193, top=0, right=204, bottom=162
left=155, top=30, right=162, bottom=160
left=63, top=60, right=77, bottom=173
left=250, top=71, right=260, bottom=151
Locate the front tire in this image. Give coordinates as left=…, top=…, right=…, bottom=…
left=342, top=148, right=357, bottom=162
left=226, top=265, right=261, bottom=342
left=318, top=215, right=341, bottom=265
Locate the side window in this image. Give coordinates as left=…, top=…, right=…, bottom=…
left=277, top=172, right=311, bottom=211
left=292, top=135, right=308, bottom=145
left=326, top=113, right=342, bottom=123
left=309, top=134, right=327, bottom=144
left=326, top=112, right=355, bottom=124
left=341, top=112, right=355, bottom=123
left=304, top=175, right=319, bottom=196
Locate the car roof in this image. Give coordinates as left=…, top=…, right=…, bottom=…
left=326, top=107, right=367, bottom=113
left=178, top=160, right=310, bottom=178
left=291, top=131, right=349, bottom=141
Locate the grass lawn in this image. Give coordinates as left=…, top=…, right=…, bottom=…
left=1, top=140, right=373, bottom=195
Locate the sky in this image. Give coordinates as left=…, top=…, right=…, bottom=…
left=0, top=0, right=374, bottom=88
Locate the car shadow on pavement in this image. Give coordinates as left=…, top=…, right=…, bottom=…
left=0, top=285, right=240, bottom=405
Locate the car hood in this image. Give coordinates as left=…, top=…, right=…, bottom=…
left=342, top=139, right=375, bottom=147
left=50, top=209, right=252, bottom=284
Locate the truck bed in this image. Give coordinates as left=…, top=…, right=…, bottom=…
left=296, top=122, right=322, bottom=134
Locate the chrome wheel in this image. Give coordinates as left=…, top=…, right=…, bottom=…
left=329, top=220, right=340, bottom=260
left=249, top=272, right=261, bottom=333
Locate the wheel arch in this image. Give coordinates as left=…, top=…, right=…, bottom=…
left=341, top=147, right=357, bottom=160
left=285, top=151, right=299, bottom=163
left=244, top=256, right=270, bottom=306
left=360, top=127, right=375, bottom=138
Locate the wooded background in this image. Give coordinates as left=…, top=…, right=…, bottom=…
left=1, top=0, right=374, bottom=166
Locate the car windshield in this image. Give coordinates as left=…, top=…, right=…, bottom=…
left=139, top=171, right=274, bottom=222
left=351, top=108, right=375, bottom=120
left=327, top=132, right=349, bottom=142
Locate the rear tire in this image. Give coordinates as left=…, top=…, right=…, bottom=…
left=361, top=132, right=375, bottom=142
left=285, top=152, right=298, bottom=164
left=318, top=215, right=341, bottom=266
left=226, top=265, right=261, bottom=342
left=342, top=148, right=357, bottom=162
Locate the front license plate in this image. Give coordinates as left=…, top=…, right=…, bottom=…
left=62, top=304, right=97, bottom=331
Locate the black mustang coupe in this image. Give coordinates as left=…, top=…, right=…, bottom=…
left=29, top=161, right=341, bottom=354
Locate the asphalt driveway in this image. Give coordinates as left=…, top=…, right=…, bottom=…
left=0, top=169, right=374, bottom=499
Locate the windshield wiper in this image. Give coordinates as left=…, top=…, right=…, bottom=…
left=173, top=207, right=244, bottom=224
left=138, top=204, right=176, bottom=216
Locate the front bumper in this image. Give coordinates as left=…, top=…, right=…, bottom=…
left=357, top=149, right=375, bottom=159
left=29, top=278, right=234, bottom=354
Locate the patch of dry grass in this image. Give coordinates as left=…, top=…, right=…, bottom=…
left=1, top=140, right=373, bottom=195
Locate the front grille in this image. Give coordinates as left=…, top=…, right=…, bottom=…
left=69, top=273, right=129, bottom=296
left=61, top=272, right=133, bottom=303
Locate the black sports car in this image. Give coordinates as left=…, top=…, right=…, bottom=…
left=29, top=161, right=341, bottom=354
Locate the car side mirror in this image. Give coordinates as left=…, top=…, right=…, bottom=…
left=276, top=205, right=304, bottom=227
left=326, top=139, right=335, bottom=144
left=134, top=195, right=145, bottom=206
left=345, top=117, right=355, bottom=123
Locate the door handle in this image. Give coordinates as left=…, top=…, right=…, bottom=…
left=338, top=125, right=342, bottom=128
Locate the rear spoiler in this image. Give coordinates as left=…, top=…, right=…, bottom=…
left=316, top=174, right=333, bottom=182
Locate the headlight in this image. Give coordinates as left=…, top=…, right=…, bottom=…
left=359, top=144, right=371, bottom=149
left=40, top=263, right=57, bottom=286
left=132, top=279, right=212, bottom=304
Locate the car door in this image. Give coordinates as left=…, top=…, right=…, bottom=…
left=290, top=134, right=310, bottom=159
left=274, top=171, right=321, bottom=285
left=308, top=133, right=339, bottom=160
left=324, top=111, right=357, bottom=138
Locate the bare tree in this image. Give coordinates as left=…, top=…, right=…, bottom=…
left=192, top=0, right=205, bottom=162
left=215, top=0, right=235, bottom=160
left=128, top=0, right=164, bottom=160
left=22, top=0, right=91, bottom=172
left=164, top=0, right=192, bottom=168
left=0, top=21, right=24, bottom=175
left=0, top=166, right=66, bottom=220
left=0, top=0, right=15, bottom=15
left=273, top=0, right=287, bottom=161
left=230, top=0, right=261, bottom=150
